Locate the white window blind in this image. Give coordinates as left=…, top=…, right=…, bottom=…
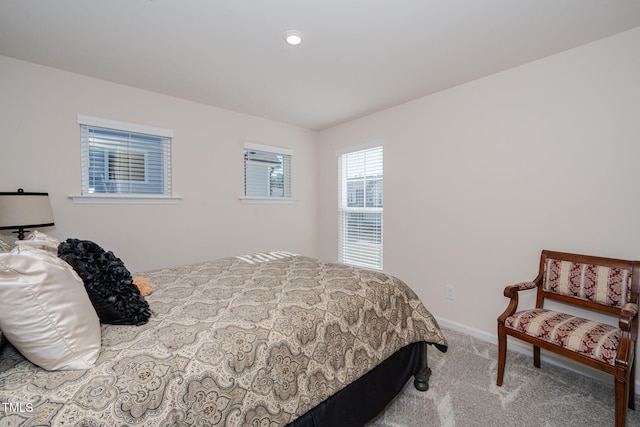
left=339, top=146, right=383, bottom=270
left=244, top=143, right=292, bottom=198
left=78, top=116, right=172, bottom=197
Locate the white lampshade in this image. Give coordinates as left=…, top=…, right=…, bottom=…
left=0, top=189, right=55, bottom=239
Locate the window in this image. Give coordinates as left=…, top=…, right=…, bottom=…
left=244, top=142, right=292, bottom=199
left=339, top=146, right=383, bottom=270
left=77, top=115, right=173, bottom=200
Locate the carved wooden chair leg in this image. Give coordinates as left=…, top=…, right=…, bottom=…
left=414, top=342, right=432, bottom=391
left=629, top=360, right=636, bottom=410
left=497, top=326, right=507, bottom=386
left=533, top=345, right=541, bottom=369
left=614, top=375, right=628, bottom=427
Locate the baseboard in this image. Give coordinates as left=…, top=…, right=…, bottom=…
left=434, top=316, right=640, bottom=397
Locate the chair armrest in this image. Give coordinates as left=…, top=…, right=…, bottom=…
left=503, top=281, right=538, bottom=297
left=498, top=274, right=543, bottom=324
left=622, top=302, right=638, bottom=317
left=619, top=302, right=638, bottom=331
left=616, top=302, right=638, bottom=365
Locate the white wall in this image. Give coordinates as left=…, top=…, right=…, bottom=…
left=317, top=28, right=640, bottom=383
left=0, top=56, right=318, bottom=272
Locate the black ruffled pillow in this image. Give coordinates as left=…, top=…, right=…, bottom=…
left=58, top=239, right=151, bottom=325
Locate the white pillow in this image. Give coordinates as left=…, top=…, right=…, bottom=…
left=25, top=230, right=60, bottom=246
left=18, top=230, right=60, bottom=255
left=13, top=239, right=59, bottom=256
left=0, top=249, right=101, bottom=370
left=0, top=234, right=12, bottom=253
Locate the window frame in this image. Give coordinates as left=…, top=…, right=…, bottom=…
left=71, top=115, right=180, bottom=204
left=241, top=142, right=295, bottom=204
left=338, top=144, right=383, bottom=270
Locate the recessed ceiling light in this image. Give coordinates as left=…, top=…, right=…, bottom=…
left=284, top=30, right=304, bottom=46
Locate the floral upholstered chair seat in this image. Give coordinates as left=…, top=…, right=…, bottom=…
left=505, top=309, right=621, bottom=365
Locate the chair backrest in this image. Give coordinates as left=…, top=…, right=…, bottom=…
left=537, top=250, right=639, bottom=315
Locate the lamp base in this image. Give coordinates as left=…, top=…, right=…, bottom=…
left=12, top=227, right=27, bottom=240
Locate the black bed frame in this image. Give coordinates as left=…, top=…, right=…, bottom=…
left=289, top=341, right=431, bottom=426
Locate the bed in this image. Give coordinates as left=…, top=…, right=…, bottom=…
left=0, top=242, right=447, bottom=426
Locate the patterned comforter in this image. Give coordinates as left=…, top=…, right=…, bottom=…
left=0, top=252, right=447, bottom=426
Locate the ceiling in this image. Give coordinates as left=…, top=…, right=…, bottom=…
left=1, top=1, right=639, bottom=131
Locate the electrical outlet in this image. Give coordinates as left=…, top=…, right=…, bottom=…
left=445, top=286, right=454, bottom=300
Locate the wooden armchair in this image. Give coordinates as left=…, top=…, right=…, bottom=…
left=497, top=250, right=638, bottom=427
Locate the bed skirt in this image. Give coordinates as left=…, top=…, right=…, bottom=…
left=288, top=341, right=424, bottom=426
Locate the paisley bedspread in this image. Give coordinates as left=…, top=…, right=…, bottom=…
left=0, top=252, right=447, bottom=426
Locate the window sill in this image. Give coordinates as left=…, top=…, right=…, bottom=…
left=69, top=194, right=182, bottom=204
left=239, top=197, right=298, bottom=204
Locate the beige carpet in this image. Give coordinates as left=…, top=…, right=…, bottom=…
left=368, top=328, right=640, bottom=427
